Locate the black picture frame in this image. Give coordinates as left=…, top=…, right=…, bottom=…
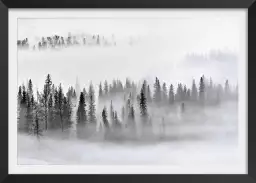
left=0, top=0, right=253, bottom=182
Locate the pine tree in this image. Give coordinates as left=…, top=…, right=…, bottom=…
left=199, top=76, right=205, bottom=103
left=77, top=92, right=87, bottom=123
left=191, top=79, right=198, bottom=101
left=109, top=84, right=113, bottom=94
left=176, top=83, right=183, bottom=102
left=57, top=83, right=64, bottom=131
left=162, top=82, right=168, bottom=103
left=45, top=74, right=52, bottom=96
left=112, top=79, right=117, bottom=93
left=128, top=104, right=135, bottom=126
left=18, top=86, right=22, bottom=103
left=26, top=91, right=30, bottom=108
left=48, top=93, right=55, bottom=128
left=147, top=85, right=152, bottom=103
left=109, top=100, right=115, bottom=124
left=140, top=80, right=148, bottom=122
left=32, top=104, right=43, bottom=140
left=104, top=80, right=108, bottom=96
left=88, top=83, right=96, bottom=123
left=153, top=77, right=161, bottom=103
left=73, top=89, right=76, bottom=98
left=186, top=89, right=191, bottom=101
left=102, top=106, right=109, bottom=128
left=63, top=96, right=72, bottom=128
left=28, top=79, right=33, bottom=98
left=225, top=79, right=230, bottom=99
left=21, top=85, right=27, bottom=105
left=31, top=94, right=35, bottom=107
left=114, top=111, right=121, bottom=128
left=41, top=74, right=52, bottom=130
left=99, top=82, right=103, bottom=98
left=169, top=84, right=175, bottom=104
left=25, top=90, right=33, bottom=133
left=83, top=88, right=88, bottom=102
left=183, top=85, right=187, bottom=101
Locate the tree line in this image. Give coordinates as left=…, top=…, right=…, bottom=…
left=17, top=74, right=238, bottom=139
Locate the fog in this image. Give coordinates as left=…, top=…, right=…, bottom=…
left=18, top=99, right=239, bottom=167
left=16, top=14, right=244, bottom=171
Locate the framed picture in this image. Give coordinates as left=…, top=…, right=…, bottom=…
left=0, top=0, right=253, bottom=182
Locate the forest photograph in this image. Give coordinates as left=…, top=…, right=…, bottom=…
left=14, top=10, right=246, bottom=173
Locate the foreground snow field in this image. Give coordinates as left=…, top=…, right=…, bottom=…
left=17, top=102, right=243, bottom=173
left=17, top=133, right=244, bottom=173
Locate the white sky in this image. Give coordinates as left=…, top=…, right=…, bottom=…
left=17, top=10, right=246, bottom=93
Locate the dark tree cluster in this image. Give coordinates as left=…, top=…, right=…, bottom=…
left=18, top=32, right=117, bottom=51
left=99, top=78, right=137, bottom=102
left=18, top=73, right=238, bottom=140
left=17, top=74, right=73, bottom=136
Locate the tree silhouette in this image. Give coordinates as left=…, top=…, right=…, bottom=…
left=102, top=106, right=109, bottom=128
left=162, top=82, right=168, bottom=103
left=88, top=83, right=96, bottom=123
left=191, top=79, right=198, bottom=101
left=147, top=85, right=152, bottom=103
left=99, top=82, right=103, bottom=98
left=153, top=77, right=161, bottom=103
left=140, top=80, right=148, bottom=122
left=169, top=84, right=175, bottom=104
left=104, top=80, right=108, bottom=96
left=57, top=83, right=64, bottom=131
left=199, top=76, right=205, bottom=103
left=77, top=92, right=87, bottom=123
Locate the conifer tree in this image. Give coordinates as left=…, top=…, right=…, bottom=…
left=176, top=83, right=183, bottom=102
left=140, top=80, right=148, bottom=122
left=162, top=82, right=168, bottom=102
left=186, top=89, right=191, bottom=101
left=21, top=85, right=27, bottom=105
left=147, top=85, right=152, bottom=103
left=128, top=104, right=135, bottom=126
left=199, top=76, right=205, bottom=103
left=191, top=79, right=198, bottom=101
left=18, top=86, right=22, bottom=103
left=48, top=93, right=55, bottom=128
left=57, top=83, right=64, bottom=131
left=99, top=82, right=103, bottom=98
left=183, top=85, right=187, bottom=100
left=112, top=79, right=117, bottom=93
left=83, top=88, right=88, bottom=103
left=63, top=96, right=72, bottom=128
left=169, top=84, right=175, bottom=104
left=102, top=106, right=109, bottom=128
left=28, top=79, right=33, bottom=98
left=88, top=83, right=96, bottom=123
left=153, top=77, right=161, bottom=103
left=41, top=74, right=52, bottom=130
left=73, top=89, right=76, bottom=98
left=77, top=92, right=87, bottom=123
left=114, top=111, right=121, bottom=128
left=225, top=79, right=230, bottom=99
left=32, top=104, right=43, bottom=140
left=109, top=100, right=115, bottom=124
left=104, top=80, right=108, bottom=96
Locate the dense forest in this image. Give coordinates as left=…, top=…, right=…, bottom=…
left=17, top=74, right=238, bottom=141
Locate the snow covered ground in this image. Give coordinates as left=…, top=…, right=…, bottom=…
left=17, top=101, right=244, bottom=175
